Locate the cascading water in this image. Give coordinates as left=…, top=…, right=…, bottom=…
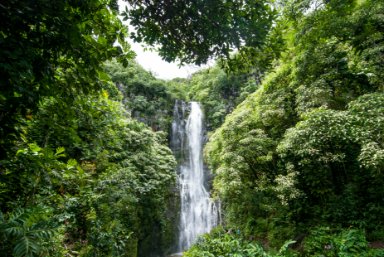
left=171, top=100, right=218, bottom=254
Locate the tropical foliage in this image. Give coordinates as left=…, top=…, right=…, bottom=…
left=1, top=0, right=384, bottom=256
left=195, top=0, right=384, bottom=255
left=105, top=60, right=186, bottom=132
left=0, top=1, right=177, bottom=256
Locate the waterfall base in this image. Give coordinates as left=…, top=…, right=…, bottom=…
left=168, top=253, right=183, bottom=257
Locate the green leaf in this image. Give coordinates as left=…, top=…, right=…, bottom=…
left=55, top=147, right=65, bottom=157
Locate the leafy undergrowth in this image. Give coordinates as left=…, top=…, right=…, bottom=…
left=184, top=227, right=384, bottom=257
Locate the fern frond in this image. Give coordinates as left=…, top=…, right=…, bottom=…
left=14, top=235, right=40, bottom=257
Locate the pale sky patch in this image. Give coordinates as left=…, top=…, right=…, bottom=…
left=128, top=43, right=206, bottom=80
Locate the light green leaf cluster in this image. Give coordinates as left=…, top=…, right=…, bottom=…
left=204, top=0, right=384, bottom=251
left=184, top=227, right=297, bottom=257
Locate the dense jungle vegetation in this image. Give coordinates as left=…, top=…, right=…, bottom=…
left=0, top=1, right=178, bottom=256
left=0, top=0, right=383, bottom=256
left=185, top=0, right=384, bottom=256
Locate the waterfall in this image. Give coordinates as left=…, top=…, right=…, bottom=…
left=171, top=100, right=218, bottom=253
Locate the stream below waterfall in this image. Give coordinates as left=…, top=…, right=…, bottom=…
left=170, top=101, right=219, bottom=255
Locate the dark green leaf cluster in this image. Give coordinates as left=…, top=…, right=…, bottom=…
left=302, top=227, right=384, bottom=257
left=0, top=0, right=133, bottom=159
left=0, top=207, right=62, bottom=257
left=123, top=0, right=276, bottom=65
left=0, top=1, right=179, bottom=256
left=0, top=90, right=177, bottom=256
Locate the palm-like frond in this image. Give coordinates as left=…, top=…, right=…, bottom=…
left=0, top=208, right=56, bottom=257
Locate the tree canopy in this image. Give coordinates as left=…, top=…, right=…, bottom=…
left=123, top=0, right=276, bottom=65
left=0, top=0, right=133, bottom=158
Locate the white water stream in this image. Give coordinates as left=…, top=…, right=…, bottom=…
left=171, top=101, right=218, bottom=253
